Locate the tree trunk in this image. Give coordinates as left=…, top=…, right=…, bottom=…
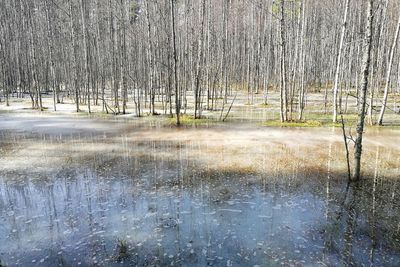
left=352, top=0, right=374, bottom=181
left=333, top=0, right=350, bottom=123
left=170, top=0, right=180, bottom=125
left=377, top=13, right=400, bottom=126
left=279, top=0, right=288, bottom=122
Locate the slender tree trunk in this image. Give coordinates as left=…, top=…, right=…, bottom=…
left=352, top=0, right=374, bottom=181
left=194, top=0, right=206, bottom=119
left=279, top=0, right=287, bottom=122
left=69, top=0, right=79, bottom=112
left=121, top=0, right=128, bottom=114
left=170, top=0, right=180, bottom=125
left=80, top=0, right=90, bottom=113
left=333, top=0, right=350, bottom=123
left=377, top=13, right=400, bottom=125
left=145, top=0, right=155, bottom=115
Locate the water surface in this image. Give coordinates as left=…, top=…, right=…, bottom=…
left=0, top=114, right=399, bottom=266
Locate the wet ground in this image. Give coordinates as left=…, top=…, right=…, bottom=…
left=0, top=112, right=400, bottom=266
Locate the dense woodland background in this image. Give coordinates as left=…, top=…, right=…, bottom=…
left=0, top=0, right=399, bottom=125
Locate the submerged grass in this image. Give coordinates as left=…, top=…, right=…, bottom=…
left=115, top=239, right=129, bottom=262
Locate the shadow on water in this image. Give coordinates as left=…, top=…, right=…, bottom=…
left=0, top=151, right=399, bottom=266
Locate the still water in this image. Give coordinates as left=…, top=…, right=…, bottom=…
left=0, top=115, right=399, bottom=266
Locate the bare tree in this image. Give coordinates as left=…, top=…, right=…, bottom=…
left=352, top=0, right=374, bottom=181
left=170, top=0, right=180, bottom=125
left=332, top=0, right=350, bottom=123
left=377, top=12, right=400, bottom=126
left=279, top=0, right=288, bottom=122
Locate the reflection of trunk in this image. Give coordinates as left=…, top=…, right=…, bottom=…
left=323, top=141, right=332, bottom=256
left=378, top=14, right=400, bottom=125
left=369, top=147, right=379, bottom=262
left=326, top=142, right=332, bottom=216
left=342, top=188, right=356, bottom=265
left=353, top=0, right=374, bottom=181
left=325, top=141, right=332, bottom=230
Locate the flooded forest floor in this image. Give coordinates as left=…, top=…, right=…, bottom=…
left=0, top=92, right=400, bottom=266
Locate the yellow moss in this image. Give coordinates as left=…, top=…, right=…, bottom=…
left=167, top=114, right=212, bottom=125
left=305, top=113, right=358, bottom=122
left=259, top=103, right=269, bottom=108
left=216, top=164, right=258, bottom=174
left=262, top=120, right=322, bottom=128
